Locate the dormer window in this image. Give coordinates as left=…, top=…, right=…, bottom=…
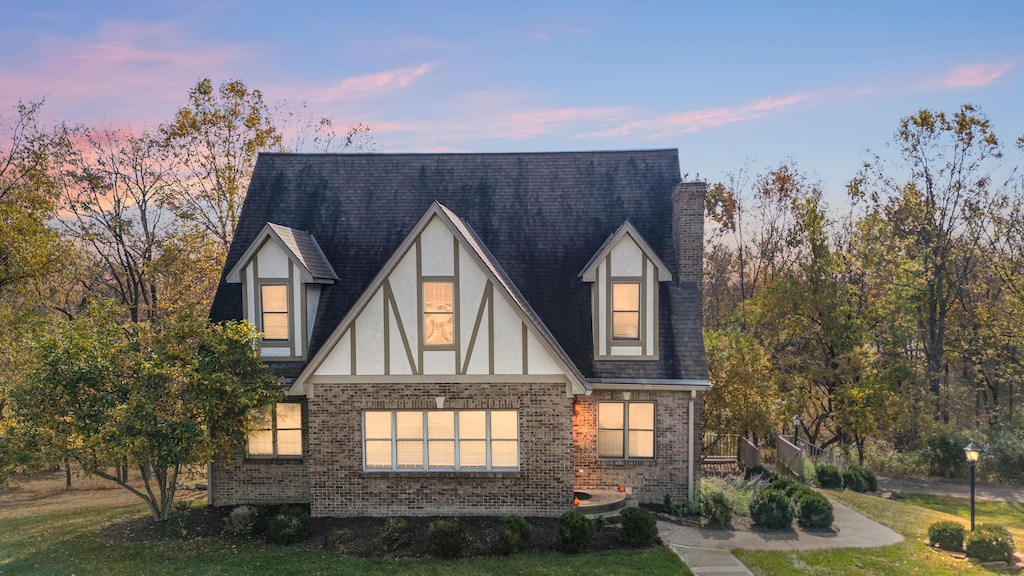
left=423, top=281, right=454, bottom=346
left=260, top=284, right=290, bottom=340
left=612, top=282, right=641, bottom=340
left=579, top=221, right=672, bottom=360
left=224, top=222, right=337, bottom=361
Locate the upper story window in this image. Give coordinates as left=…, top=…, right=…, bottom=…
left=247, top=402, right=303, bottom=458
left=578, top=221, right=672, bottom=360
left=612, top=282, right=641, bottom=340
left=260, top=284, right=290, bottom=341
left=423, top=281, right=454, bottom=346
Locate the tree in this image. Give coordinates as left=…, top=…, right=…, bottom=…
left=850, top=104, right=1010, bottom=421
left=702, top=327, right=781, bottom=442
left=8, top=301, right=280, bottom=520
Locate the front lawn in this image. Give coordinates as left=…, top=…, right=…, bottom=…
left=0, top=502, right=691, bottom=575
left=734, top=490, right=1020, bottom=575
left=896, top=493, right=1024, bottom=542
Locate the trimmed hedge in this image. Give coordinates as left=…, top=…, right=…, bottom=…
left=427, top=517, right=470, bottom=559
left=928, top=520, right=966, bottom=552
left=555, top=510, right=594, bottom=553
left=375, top=517, right=409, bottom=554
left=849, top=465, right=878, bottom=492
left=965, top=524, right=1015, bottom=562
left=815, top=464, right=843, bottom=489
left=842, top=469, right=867, bottom=492
left=493, top=516, right=532, bottom=556
left=620, top=507, right=659, bottom=547
left=701, top=490, right=733, bottom=528
left=796, top=491, right=833, bottom=529
left=265, top=506, right=310, bottom=545
left=750, top=489, right=794, bottom=530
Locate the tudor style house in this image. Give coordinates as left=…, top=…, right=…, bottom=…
left=208, top=150, right=708, bottom=517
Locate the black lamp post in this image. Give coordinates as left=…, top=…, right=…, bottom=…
left=963, top=442, right=981, bottom=531
left=792, top=414, right=801, bottom=446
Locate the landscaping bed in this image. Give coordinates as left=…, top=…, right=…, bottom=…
left=100, top=504, right=634, bottom=558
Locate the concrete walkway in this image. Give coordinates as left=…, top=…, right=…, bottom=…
left=877, top=476, right=1024, bottom=502
left=658, top=496, right=903, bottom=575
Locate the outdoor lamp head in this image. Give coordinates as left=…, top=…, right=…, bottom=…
left=792, top=414, right=801, bottom=426
left=963, top=442, right=981, bottom=463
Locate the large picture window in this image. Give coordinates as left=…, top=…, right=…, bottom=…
left=363, top=410, right=519, bottom=471
left=247, top=402, right=303, bottom=458
left=611, top=282, right=640, bottom=340
left=423, top=281, right=454, bottom=346
left=598, top=401, right=654, bottom=458
left=260, top=284, right=289, bottom=340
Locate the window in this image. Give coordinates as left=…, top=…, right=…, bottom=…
left=260, top=284, right=289, bottom=340
left=363, top=410, right=519, bottom=471
left=598, top=402, right=654, bottom=458
left=612, top=282, right=640, bottom=340
left=423, top=281, right=454, bottom=346
left=247, top=402, right=303, bottom=458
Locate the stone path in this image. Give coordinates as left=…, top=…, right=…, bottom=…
left=658, top=496, right=903, bottom=575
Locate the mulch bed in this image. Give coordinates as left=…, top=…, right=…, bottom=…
left=100, top=505, right=636, bottom=558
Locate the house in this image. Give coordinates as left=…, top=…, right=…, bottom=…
left=208, top=149, right=708, bottom=518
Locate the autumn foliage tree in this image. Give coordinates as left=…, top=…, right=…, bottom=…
left=6, top=301, right=280, bottom=520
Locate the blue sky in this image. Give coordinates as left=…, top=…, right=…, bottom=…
left=2, top=1, right=1021, bottom=205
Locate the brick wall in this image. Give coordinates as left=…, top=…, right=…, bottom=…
left=672, top=181, right=706, bottom=287
left=307, top=381, right=573, bottom=517
left=209, top=399, right=311, bottom=506
left=571, top=389, right=690, bottom=504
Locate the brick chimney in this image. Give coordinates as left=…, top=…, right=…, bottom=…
left=672, top=181, right=706, bottom=288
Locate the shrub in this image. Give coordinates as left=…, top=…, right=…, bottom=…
left=744, top=465, right=771, bottom=481
left=325, top=528, right=354, bottom=553
left=165, top=501, right=191, bottom=539
left=663, top=493, right=683, bottom=516
left=770, top=475, right=797, bottom=494
left=427, top=517, right=469, bottom=559
left=750, top=489, right=794, bottom=530
left=375, top=517, right=409, bottom=554
left=980, top=421, right=1024, bottom=483
left=493, top=516, right=532, bottom=556
left=965, top=524, right=1015, bottom=562
left=265, top=505, right=311, bottom=545
left=701, top=490, right=733, bottom=528
left=592, top=515, right=607, bottom=532
left=224, top=504, right=259, bottom=536
left=921, top=431, right=968, bottom=479
left=555, top=510, right=594, bottom=553
left=849, top=465, right=878, bottom=492
left=842, top=469, right=866, bottom=493
left=927, top=520, right=966, bottom=552
left=620, top=507, right=659, bottom=547
left=815, top=464, right=843, bottom=489
left=796, top=491, right=834, bottom=529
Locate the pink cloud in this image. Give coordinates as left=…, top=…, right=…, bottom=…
left=581, top=92, right=816, bottom=138
left=306, top=64, right=436, bottom=103
left=0, top=21, right=245, bottom=124
left=935, top=62, right=1012, bottom=88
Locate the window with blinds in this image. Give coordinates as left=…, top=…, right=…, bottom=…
left=611, top=282, right=640, bottom=340
left=246, top=402, right=303, bottom=458
left=598, top=401, right=654, bottom=459
left=363, top=409, right=519, bottom=471
left=260, top=284, right=289, bottom=340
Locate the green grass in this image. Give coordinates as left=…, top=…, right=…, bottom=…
left=896, top=494, right=1024, bottom=540
left=734, top=490, right=1020, bottom=575
left=0, top=503, right=692, bottom=575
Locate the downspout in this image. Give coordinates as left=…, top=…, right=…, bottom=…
left=688, top=389, right=695, bottom=503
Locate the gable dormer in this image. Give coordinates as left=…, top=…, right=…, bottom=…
left=579, top=221, right=672, bottom=360
left=225, top=223, right=337, bottom=360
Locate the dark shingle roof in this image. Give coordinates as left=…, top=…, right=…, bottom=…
left=266, top=223, right=337, bottom=281
left=210, top=150, right=708, bottom=382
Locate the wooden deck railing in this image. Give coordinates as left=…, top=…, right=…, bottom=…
left=738, top=437, right=761, bottom=469
left=776, top=435, right=803, bottom=479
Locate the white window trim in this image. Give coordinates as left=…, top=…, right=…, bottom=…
left=597, top=401, right=656, bottom=460
left=362, top=409, right=519, bottom=472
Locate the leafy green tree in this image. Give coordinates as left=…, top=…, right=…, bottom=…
left=703, top=328, right=781, bottom=442
left=7, top=301, right=280, bottom=520
left=850, top=104, right=1010, bottom=422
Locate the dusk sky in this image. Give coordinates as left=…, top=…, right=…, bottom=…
left=2, top=1, right=1022, bottom=206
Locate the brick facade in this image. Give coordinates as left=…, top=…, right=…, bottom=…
left=209, top=400, right=311, bottom=507
left=571, top=389, right=691, bottom=504
left=305, top=381, right=573, bottom=517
